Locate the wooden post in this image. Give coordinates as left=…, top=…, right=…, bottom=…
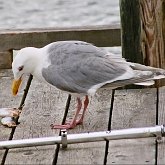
left=120, top=0, right=142, bottom=63
left=120, top=0, right=165, bottom=86
left=0, top=50, right=13, bottom=69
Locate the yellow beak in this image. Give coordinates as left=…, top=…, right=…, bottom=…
left=12, top=78, right=22, bottom=96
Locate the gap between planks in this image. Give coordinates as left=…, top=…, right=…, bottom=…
left=4, top=78, right=68, bottom=164
left=107, top=88, right=157, bottom=164
left=56, top=89, right=113, bottom=164
left=4, top=77, right=113, bottom=164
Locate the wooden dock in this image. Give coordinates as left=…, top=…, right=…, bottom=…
left=1, top=1, right=165, bottom=163
left=0, top=69, right=165, bottom=164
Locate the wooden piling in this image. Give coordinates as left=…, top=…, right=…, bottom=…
left=120, top=0, right=165, bottom=86
left=120, top=0, right=142, bottom=63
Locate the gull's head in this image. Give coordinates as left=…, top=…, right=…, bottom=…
left=12, top=47, right=39, bottom=96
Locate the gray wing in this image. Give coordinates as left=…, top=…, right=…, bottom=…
left=42, top=41, right=128, bottom=94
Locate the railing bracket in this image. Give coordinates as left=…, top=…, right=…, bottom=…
left=61, top=129, right=67, bottom=149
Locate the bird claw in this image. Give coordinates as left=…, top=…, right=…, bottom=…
left=50, top=121, right=79, bottom=129
left=50, top=124, right=74, bottom=129
left=50, top=116, right=84, bottom=130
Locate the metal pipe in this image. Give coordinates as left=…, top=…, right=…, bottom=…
left=0, top=125, right=164, bottom=149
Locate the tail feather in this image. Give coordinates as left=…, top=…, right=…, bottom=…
left=128, top=62, right=165, bottom=85
left=101, top=71, right=154, bottom=89
left=101, top=62, right=165, bottom=89
left=134, top=81, right=155, bottom=86
left=128, top=62, right=165, bottom=74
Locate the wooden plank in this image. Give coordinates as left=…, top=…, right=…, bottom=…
left=57, top=89, right=112, bottom=164
left=5, top=78, right=68, bottom=164
left=157, top=86, right=165, bottom=164
left=0, top=25, right=121, bottom=51
left=0, top=70, right=21, bottom=162
left=107, top=88, right=157, bottom=164
left=0, top=51, right=13, bottom=69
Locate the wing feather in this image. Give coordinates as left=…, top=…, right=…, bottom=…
left=42, top=41, right=131, bottom=94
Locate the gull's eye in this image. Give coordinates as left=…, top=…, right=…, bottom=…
left=18, top=65, right=24, bottom=71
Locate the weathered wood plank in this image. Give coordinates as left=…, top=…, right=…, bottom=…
left=0, top=70, right=21, bottom=162
left=0, top=25, right=121, bottom=51
left=107, top=89, right=157, bottom=164
left=157, top=86, right=165, bottom=164
left=57, top=89, right=112, bottom=164
left=5, top=78, right=68, bottom=164
left=0, top=51, right=13, bottom=69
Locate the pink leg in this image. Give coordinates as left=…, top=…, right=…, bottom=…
left=51, top=97, right=82, bottom=129
left=76, top=95, right=89, bottom=125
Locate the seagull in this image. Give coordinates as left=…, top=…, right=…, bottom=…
left=12, top=40, right=165, bottom=129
